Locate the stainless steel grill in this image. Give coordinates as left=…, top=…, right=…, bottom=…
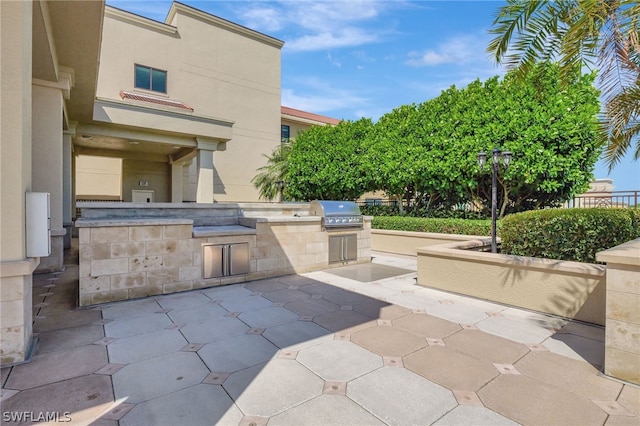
left=309, top=200, right=363, bottom=229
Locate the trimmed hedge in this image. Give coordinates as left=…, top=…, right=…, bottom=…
left=360, top=204, right=489, bottom=219
left=372, top=216, right=492, bottom=236
left=500, top=208, right=640, bottom=263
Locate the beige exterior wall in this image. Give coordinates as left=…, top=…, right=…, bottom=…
left=282, top=118, right=313, bottom=141
left=416, top=238, right=606, bottom=325
left=373, top=230, right=606, bottom=325
left=93, top=4, right=283, bottom=202
left=0, top=0, right=36, bottom=365
left=372, top=229, right=485, bottom=256
left=597, top=239, right=640, bottom=385
left=31, top=83, right=67, bottom=272
left=1, top=0, right=104, bottom=364
left=122, top=159, right=170, bottom=202
left=1, top=0, right=33, bottom=263
left=76, top=155, right=122, bottom=200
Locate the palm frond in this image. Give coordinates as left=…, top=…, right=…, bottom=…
left=603, top=85, right=640, bottom=169
left=251, top=142, right=292, bottom=201
left=488, top=0, right=640, bottom=170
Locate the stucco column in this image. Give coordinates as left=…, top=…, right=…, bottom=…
left=597, top=238, right=640, bottom=385
left=72, top=151, right=77, bottom=220
left=32, top=83, right=65, bottom=272
left=195, top=139, right=224, bottom=203
left=0, top=0, right=36, bottom=366
left=62, top=128, right=74, bottom=248
left=171, top=163, right=184, bottom=203
left=196, top=149, right=214, bottom=203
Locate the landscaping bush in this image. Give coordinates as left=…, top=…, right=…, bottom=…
left=360, top=204, right=488, bottom=219
left=372, top=216, right=491, bottom=236
left=500, top=208, right=640, bottom=263
left=359, top=204, right=401, bottom=217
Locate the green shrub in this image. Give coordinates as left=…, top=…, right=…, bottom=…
left=500, top=208, right=640, bottom=263
left=372, top=216, right=491, bottom=236
left=360, top=204, right=489, bottom=219
left=360, top=204, right=400, bottom=216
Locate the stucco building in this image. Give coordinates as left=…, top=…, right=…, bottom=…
left=0, top=1, right=338, bottom=365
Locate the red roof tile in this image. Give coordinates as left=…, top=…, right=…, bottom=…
left=281, top=106, right=341, bottom=125
left=119, top=90, right=194, bottom=112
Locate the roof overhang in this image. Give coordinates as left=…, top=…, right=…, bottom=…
left=166, top=2, right=284, bottom=49
left=93, top=97, right=234, bottom=142
left=32, top=0, right=104, bottom=124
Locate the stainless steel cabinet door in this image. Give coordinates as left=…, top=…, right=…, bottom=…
left=203, top=244, right=224, bottom=278
left=329, top=234, right=357, bottom=263
left=344, top=234, right=357, bottom=261
left=329, top=235, right=343, bottom=263
left=229, top=243, right=250, bottom=275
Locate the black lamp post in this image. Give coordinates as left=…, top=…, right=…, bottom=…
left=477, top=147, right=512, bottom=253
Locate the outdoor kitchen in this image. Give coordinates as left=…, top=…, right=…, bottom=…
left=74, top=201, right=372, bottom=306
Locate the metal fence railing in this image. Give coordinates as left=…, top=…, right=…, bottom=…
left=567, top=191, right=639, bottom=209
left=359, top=190, right=640, bottom=212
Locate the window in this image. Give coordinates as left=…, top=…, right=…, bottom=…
left=134, top=64, right=167, bottom=93
left=281, top=125, right=290, bottom=144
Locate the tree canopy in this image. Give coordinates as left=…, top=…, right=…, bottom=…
left=367, top=63, right=603, bottom=216
left=271, top=63, right=602, bottom=217
left=286, top=118, right=375, bottom=201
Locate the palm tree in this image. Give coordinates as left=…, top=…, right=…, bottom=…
left=487, top=0, right=640, bottom=170
left=251, top=142, right=292, bottom=201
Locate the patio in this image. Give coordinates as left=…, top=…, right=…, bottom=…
left=1, top=243, right=638, bottom=425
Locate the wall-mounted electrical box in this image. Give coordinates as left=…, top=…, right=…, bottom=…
left=26, top=192, right=51, bottom=257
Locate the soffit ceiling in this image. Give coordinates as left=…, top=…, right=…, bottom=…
left=46, top=0, right=104, bottom=123
left=74, top=135, right=184, bottom=155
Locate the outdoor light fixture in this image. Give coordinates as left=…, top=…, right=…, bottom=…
left=478, top=147, right=512, bottom=253
left=477, top=151, right=487, bottom=169
left=275, top=180, right=288, bottom=203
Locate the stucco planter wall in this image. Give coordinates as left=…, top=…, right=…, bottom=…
left=416, top=238, right=606, bottom=325
left=372, top=229, right=605, bottom=325
left=372, top=229, right=486, bottom=256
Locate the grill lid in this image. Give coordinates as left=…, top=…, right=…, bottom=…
left=309, top=200, right=361, bottom=217
left=309, top=200, right=363, bottom=228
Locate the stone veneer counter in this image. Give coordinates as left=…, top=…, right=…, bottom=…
left=74, top=213, right=371, bottom=306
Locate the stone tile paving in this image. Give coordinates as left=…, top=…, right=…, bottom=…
left=0, top=248, right=638, bottom=425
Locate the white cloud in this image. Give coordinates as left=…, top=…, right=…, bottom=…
left=235, top=0, right=395, bottom=52
left=405, top=35, right=491, bottom=67
left=240, top=6, right=285, bottom=32
left=352, top=50, right=375, bottom=63
left=327, top=52, right=342, bottom=68
left=287, top=29, right=379, bottom=52
left=281, top=81, right=368, bottom=117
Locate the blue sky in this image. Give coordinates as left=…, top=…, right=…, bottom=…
left=107, top=0, right=639, bottom=191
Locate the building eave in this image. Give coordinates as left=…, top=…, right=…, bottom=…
left=105, top=5, right=178, bottom=36
left=167, top=1, right=284, bottom=49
